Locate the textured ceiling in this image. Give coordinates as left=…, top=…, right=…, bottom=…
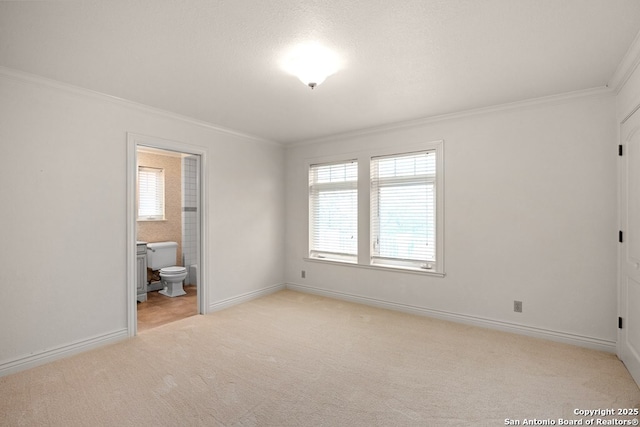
left=1, top=1, right=640, bottom=144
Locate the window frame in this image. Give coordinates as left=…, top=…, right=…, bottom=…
left=137, top=166, right=166, bottom=221
left=304, top=140, right=444, bottom=277
left=308, top=159, right=359, bottom=263
left=370, top=150, right=438, bottom=271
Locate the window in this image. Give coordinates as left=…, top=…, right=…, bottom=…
left=309, top=160, right=358, bottom=262
left=305, top=142, right=443, bottom=275
left=371, top=151, right=436, bottom=270
left=138, top=166, right=165, bottom=220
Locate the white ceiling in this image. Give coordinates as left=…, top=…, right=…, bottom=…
left=1, top=1, right=640, bottom=144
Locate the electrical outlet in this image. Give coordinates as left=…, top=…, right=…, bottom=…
left=301, top=270, right=306, bottom=279
left=514, top=300, right=523, bottom=313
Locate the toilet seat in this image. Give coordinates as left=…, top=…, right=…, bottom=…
left=160, top=266, right=187, bottom=275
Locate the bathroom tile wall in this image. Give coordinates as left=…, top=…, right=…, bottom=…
left=182, top=155, right=198, bottom=285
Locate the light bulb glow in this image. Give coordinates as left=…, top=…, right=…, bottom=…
left=280, top=42, right=341, bottom=88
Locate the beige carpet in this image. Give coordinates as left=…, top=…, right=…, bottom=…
left=1, top=290, right=638, bottom=426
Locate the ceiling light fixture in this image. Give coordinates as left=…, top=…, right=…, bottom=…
left=280, top=42, right=341, bottom=89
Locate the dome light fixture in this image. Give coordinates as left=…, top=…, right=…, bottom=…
left=280, top=42, right=341, bottom=89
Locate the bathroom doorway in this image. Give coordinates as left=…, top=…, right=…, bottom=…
left=126, top=134, right=206, bottom=336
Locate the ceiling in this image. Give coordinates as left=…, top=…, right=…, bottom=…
left=1, top=1, right=640, bottom=145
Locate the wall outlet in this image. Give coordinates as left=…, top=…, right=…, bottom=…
left=301, top=270, right=306, bottom=279
left=514, top=300, right=523, bottom=313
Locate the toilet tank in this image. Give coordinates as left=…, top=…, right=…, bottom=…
left=146, top=241, right=178, bottom=270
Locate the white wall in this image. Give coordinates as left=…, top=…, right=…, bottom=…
left=0, top=71, right=285, bottom=372
left=285, top=93, right=619, bottom=350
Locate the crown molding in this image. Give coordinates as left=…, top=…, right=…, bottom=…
left=289, top=86, right=613, bottom=148
left=608, top=28, right=640, bottom=93
left=0, top=66, right=282, bottom=148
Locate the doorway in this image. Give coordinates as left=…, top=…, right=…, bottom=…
left=127, top=133, right=207, bottom=336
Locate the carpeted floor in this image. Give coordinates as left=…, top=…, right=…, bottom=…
left=1, top=290, right=638, bottom=426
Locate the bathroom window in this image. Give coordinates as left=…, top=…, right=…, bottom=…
left=370, top=150, right=439, bottom=271
left=309, top=160, right=358, bottom=262
left=138, top=166, right=165, bottom=221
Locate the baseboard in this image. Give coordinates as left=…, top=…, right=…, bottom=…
left=0, top=329, right=129, bottom=377
left=286, top=283, right=617, bottom=353
left=209, top=283, right=286, bottom=313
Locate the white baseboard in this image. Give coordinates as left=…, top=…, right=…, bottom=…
left=286, top=283, right=616, bottom=353
left=209, top=283, right=286, bottom=312
left=0, top=329, right=129, bottom=377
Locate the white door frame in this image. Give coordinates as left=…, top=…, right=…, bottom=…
left=126, top=133, right=208, bottom=336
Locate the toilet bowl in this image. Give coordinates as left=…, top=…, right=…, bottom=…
left=158, top=266, right=188, bottom=297
left=146, top=242, right=188, bottom=298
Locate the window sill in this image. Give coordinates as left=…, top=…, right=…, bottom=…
left=137, top=219, right=167, bottom=222
left=303, top=257, right=445, bottom=277
left=306, top=256, right=357, bottom=265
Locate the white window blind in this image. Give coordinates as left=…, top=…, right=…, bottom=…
left=138, top=166, right=165, bottom=220
left=371, top=151, right=436, bottom=269
left=309, top=160, right=358, bottom=262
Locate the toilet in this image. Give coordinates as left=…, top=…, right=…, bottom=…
left=146, top=241, right=188, bottom=297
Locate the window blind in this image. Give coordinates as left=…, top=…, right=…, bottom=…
left=371, top=151, right=436, bottom=268
left=309, top=160, right=358, bottom=261
left=138, top=166, right=165, bottom=220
